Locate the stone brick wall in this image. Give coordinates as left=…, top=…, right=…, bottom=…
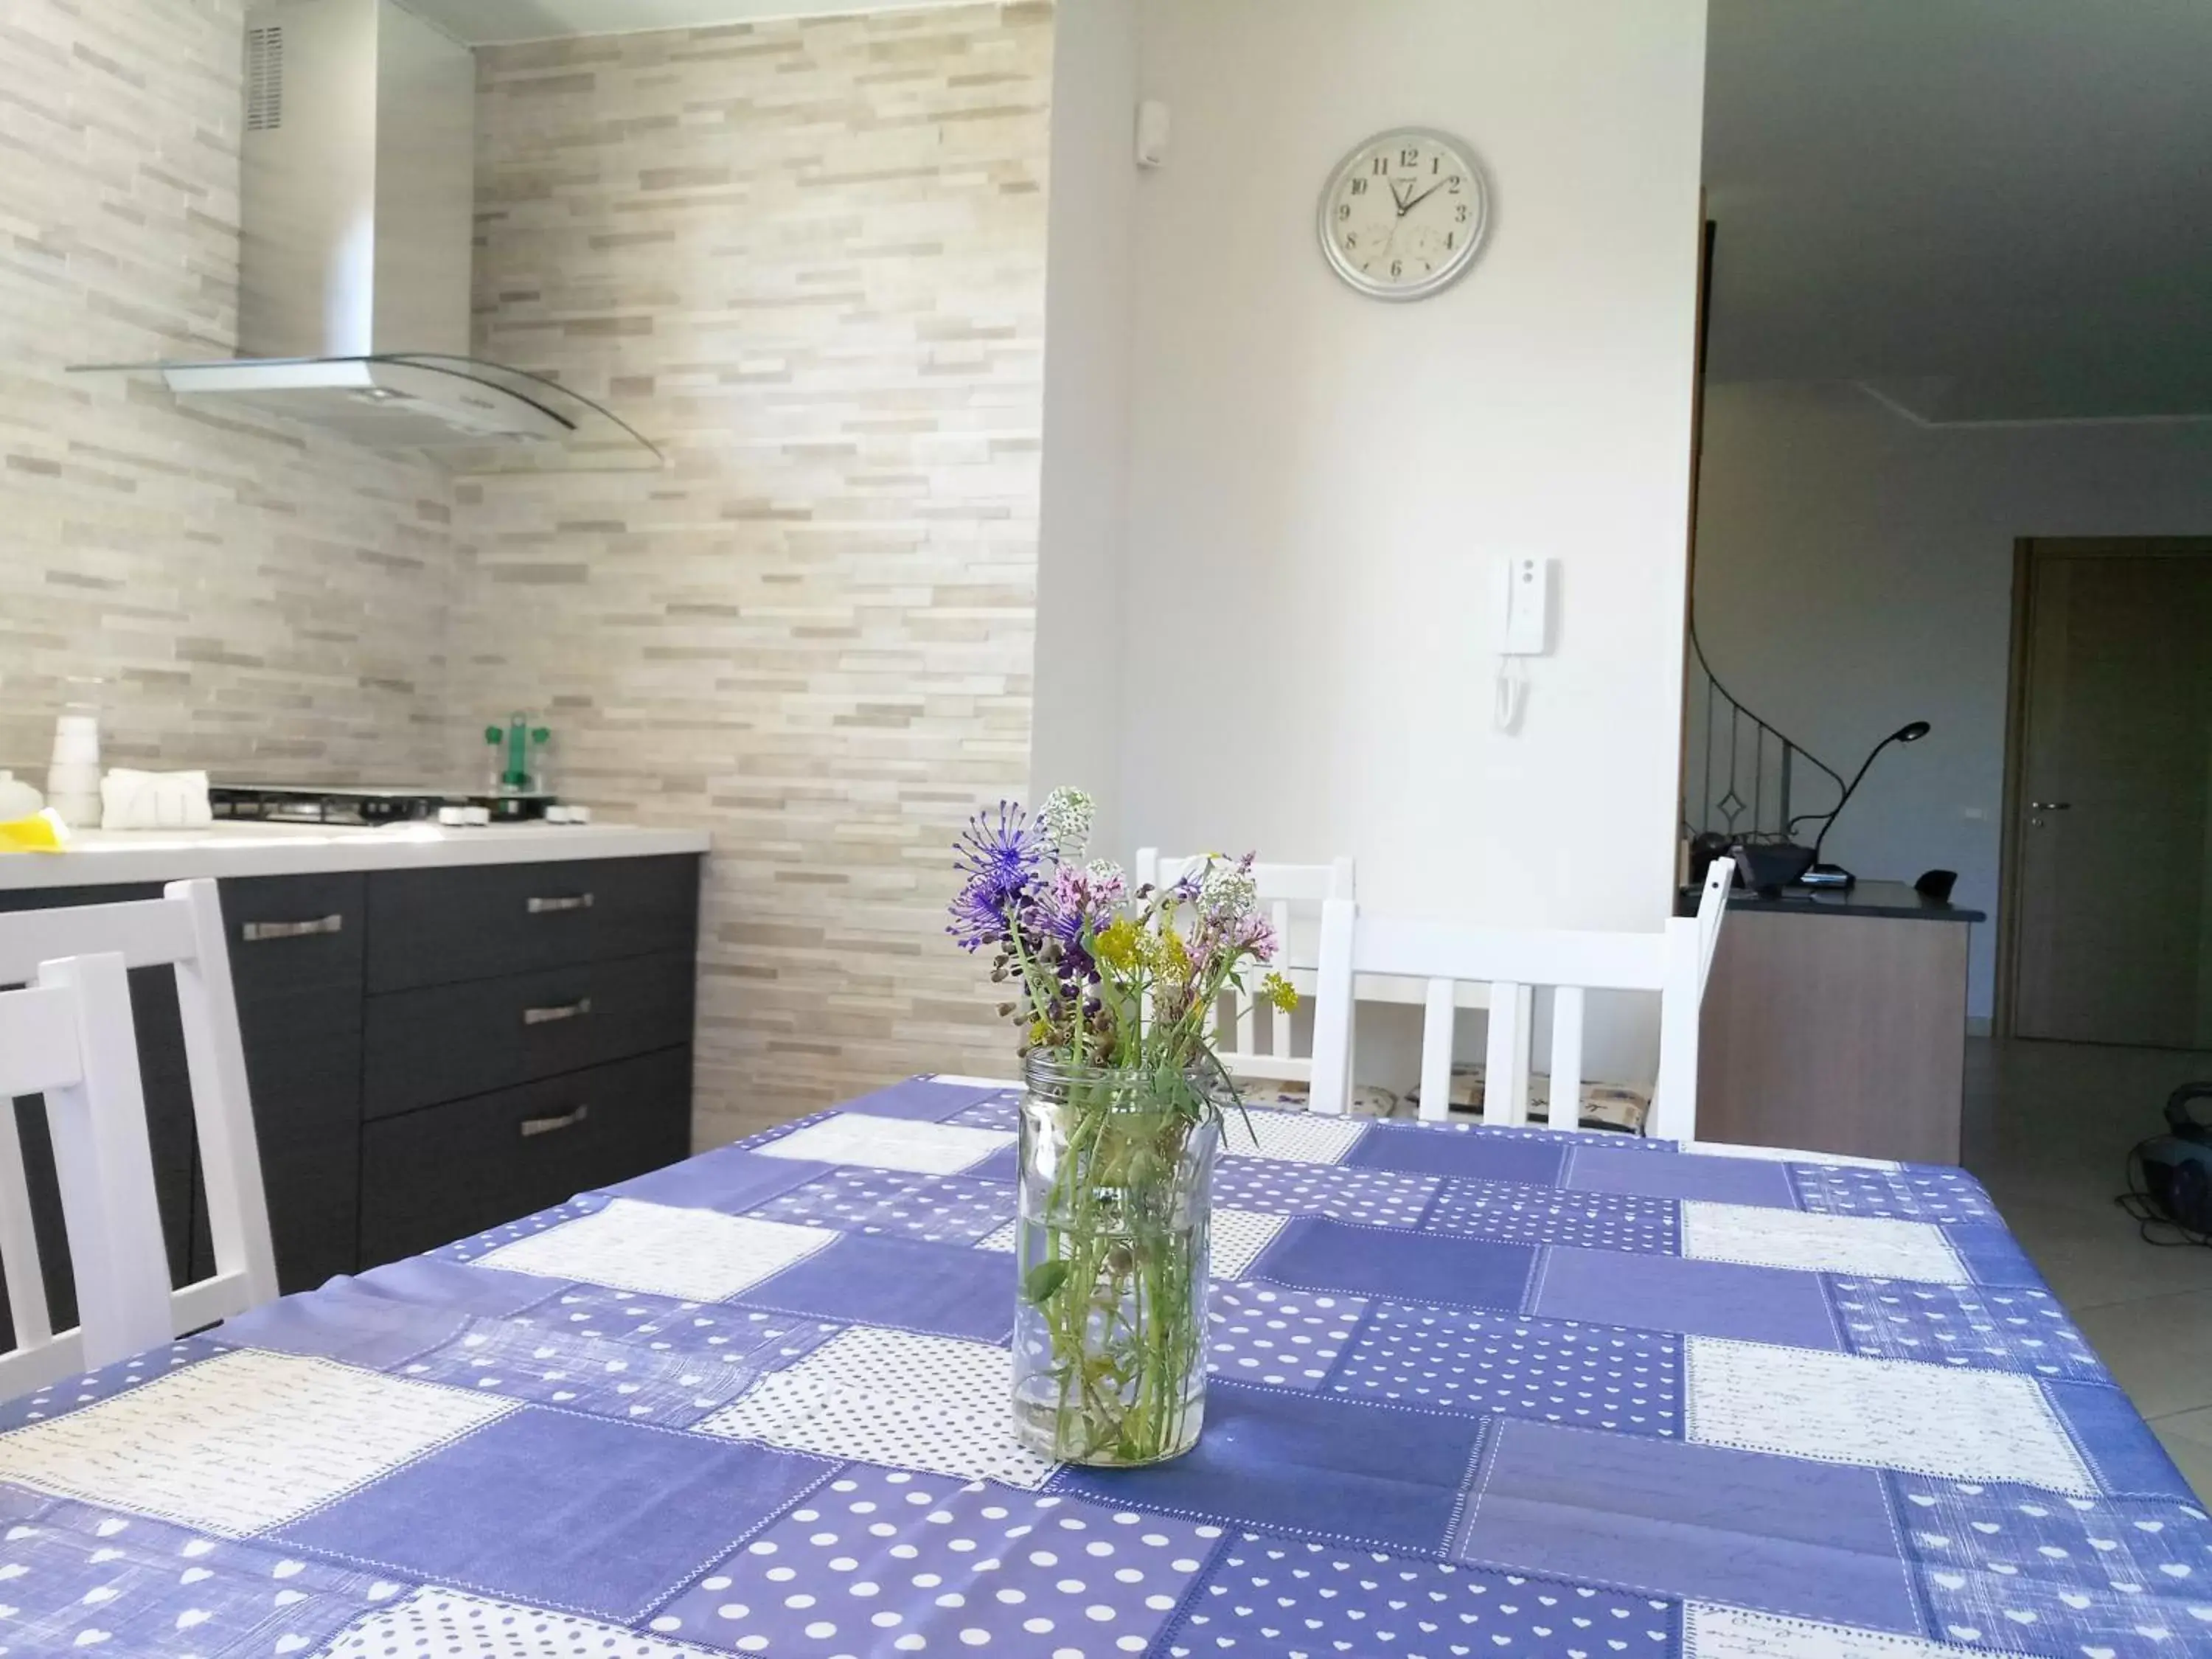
left=0, top=0, right=456, bottom=784
left=459, top=3, right=1051, bottom=1144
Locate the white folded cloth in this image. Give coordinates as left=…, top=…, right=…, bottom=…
left=100, top=768, right=213, bottom=830
left=0, top=772, right=43, bottom=821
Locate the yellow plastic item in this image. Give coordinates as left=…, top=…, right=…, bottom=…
left=0, top=810, right=71, bottom=853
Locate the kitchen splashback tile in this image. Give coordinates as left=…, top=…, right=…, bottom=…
left=455, top=4, right=1050, bottom=1140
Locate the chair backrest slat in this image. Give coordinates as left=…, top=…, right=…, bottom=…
left=1483, top=981, right=1534, bottom=1127
left=0, top=880, right=276, bottom=1401
left=0, top=984, right=85, bottom=1097
left=0, top=1102, right=54, bottom=1357
left=1135, top=849, right=1354, bottom=1086
left=1349, top=917, right=1669, bottom=990
left=1548, top=984, right=1587, bottom=1122
left=0, top=898, right=198, bottom=984
left=1310, top=859, right=1732, bottom=1138
left=36, top=952, right=175, bottom=1368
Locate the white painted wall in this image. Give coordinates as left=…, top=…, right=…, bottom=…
left=1064, top=0, right=1708, bottom=1082
left=1030, top=0, right=1138, bottom=855
left=1694, top=380, right=2212, bottom=1019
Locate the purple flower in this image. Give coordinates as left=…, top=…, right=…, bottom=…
left=1023, top=860, right=1126, bottom=979
left=947, top=801, right=1045, bottom=951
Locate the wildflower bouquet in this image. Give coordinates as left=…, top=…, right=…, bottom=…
left=950, top=787, right=1294, bottom=1464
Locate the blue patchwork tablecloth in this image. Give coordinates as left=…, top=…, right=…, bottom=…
left=1, top=1077, right=2206, bottom=1659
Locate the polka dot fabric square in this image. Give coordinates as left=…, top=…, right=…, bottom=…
left=0, top=1486, right=399, bottom=1659
left=1422, top=1177, right=1678, bottom=1253
left=1206, top=1283, right=1367, bottom=1391
left=1895, top=1478, right=2212, bottom=1658
left=321, top=1586, right=709, bottom=1657
left=696, top=1326, right=1055, bottom=1488
left=1164, top=1532, right=1680, bottom=1659
left=749, top=1166, right=1016, bottom=1244
left=397, top=1309, right=835, bottom=1427
left=942, top=1093, right=1022, bottom=1132
left=1789, top=1163, right=2003, bottom=1225
left=649, top=1467, right=1220, bottom=1656
left=498, top=1284, right=833, bottom=1360
left=1219, top=1107, right=1368, bottom=1164
left=1210, top=1157, right=1438, bottom=1228
left=1330, top=1304, right=1683, bottom=1435
left=1828, top=1277, right=2105, bottom=1380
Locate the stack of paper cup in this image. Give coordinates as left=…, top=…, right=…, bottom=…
left=45, top=710, right=102, bottom=829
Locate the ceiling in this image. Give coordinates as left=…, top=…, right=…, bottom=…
left=1703, top=0, right=2212, bottom=422
left=400, top=0, right=962, bottom=45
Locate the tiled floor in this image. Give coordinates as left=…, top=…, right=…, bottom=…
left=1961, top=1035, right=2212, bottom=1498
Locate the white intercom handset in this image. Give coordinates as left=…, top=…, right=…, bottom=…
left=1490, top=555, right=1554, bottom=732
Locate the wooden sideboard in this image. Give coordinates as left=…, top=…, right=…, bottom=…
left=1680, top=880, right=1983, bottom=1165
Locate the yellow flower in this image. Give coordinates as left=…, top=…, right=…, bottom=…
left=1143, top=926, right=1192, bottom=982
left=1093, top=916, right=1141, bottom=970
left=1261, top=971, right=1298, bottom=1014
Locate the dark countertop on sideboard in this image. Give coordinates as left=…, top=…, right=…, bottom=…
left=1675, top=878, right=1986, bottom=924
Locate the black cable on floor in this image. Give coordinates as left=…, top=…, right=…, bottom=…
left=2116, top=1135, right=2212, bottom=1248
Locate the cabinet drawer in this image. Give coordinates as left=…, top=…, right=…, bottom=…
left=365, top=855, right=700, bottom=992
left=358, top=1046, right=692, bottom=1268
left=363, top=950, right=695, bottom=1119
left=219, top=874, right=364, bottom=1001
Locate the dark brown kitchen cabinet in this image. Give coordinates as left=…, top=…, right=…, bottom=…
left=360, top=1046, right=692, bottom=1265
left=200, top=874, right=368, bottom=1295
left=0, top=852, right=700, bottom=1340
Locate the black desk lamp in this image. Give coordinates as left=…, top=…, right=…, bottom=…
left=1799, top=720, right=1931, bottom=888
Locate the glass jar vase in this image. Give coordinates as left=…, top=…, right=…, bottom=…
left=1012, top=1054, right=1221, bottom=1466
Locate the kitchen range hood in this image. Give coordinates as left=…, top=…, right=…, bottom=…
left=71, top=0, right=659, bottom=473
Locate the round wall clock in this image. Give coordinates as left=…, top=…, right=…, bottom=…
left=1318, top=128, right=1489, bottom=301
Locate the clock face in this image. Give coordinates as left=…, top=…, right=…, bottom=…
left=1318, top=128, right=1489, bottom=300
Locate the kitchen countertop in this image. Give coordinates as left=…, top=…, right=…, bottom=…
left=0, top=821, right=710, bottom=891
left=1676, top=877, right=1985, bottom=923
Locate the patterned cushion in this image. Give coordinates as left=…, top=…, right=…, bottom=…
left=1405, top=1061, right=1651, bottom=1135
left=1236, top=1077, right=1408, bottom=1118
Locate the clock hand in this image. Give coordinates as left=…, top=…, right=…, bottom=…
left=1388, top=177, right=1413, bottom=215
left=1401, top=179, right=1448, bottom=215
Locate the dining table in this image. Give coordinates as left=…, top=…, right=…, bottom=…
left=0, top=1074, right=2203, bottom=1659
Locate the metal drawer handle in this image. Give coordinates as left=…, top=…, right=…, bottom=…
left=519, top=1103, right=590, bottom=1138
left=526, top=892, right=594, bottom=914
left=522, top=996, right=592, bottom=1026
left=241, top=914, right=344, bottom=943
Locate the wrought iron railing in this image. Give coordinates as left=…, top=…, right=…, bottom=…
left=1683, top=622, right=1844, bottom=845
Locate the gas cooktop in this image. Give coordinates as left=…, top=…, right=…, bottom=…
left=209, top=783, right=559, bottom=827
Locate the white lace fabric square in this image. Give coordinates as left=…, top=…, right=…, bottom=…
left=473, top=1197, right=835, bottom=1301
left=1211, top=1208, right=1290, bottom=1278
left=1220, top=1109, right=1366, bottom=1165
left=0, top=1350, right=513, bottom=1537
left=755, top=1113, right=1015, bottom=1175
left=1689, top=1141, right=1902, bottom=1171
left=972, top=1209, right=1281, bottom=1279
left=1686, top=1338, right=2094, bottom=1495
left=697, top=1325, right=1054, bottom=1489
left=316, top=1586, right=704, bottom=1657
left=1682, top=1201, right=1969, bottom=1284
left=1684, top=1603, right=1968, bottom=1657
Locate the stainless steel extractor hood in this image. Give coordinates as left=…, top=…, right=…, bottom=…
left=71, top=0, right=659, bottom=473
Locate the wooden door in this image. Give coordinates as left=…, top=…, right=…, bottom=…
left=2011, top=541, right=2212, bottom=1045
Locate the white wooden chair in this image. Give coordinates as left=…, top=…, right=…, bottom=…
left=1307, top=860, right=1733, bottom=1141
left=0, top=878, right=276, bottom=1399
left=1135, top=849, right=1354, bottom=1086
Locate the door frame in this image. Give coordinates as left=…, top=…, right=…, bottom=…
left=1995, top=537, right=2212, bottom=1038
